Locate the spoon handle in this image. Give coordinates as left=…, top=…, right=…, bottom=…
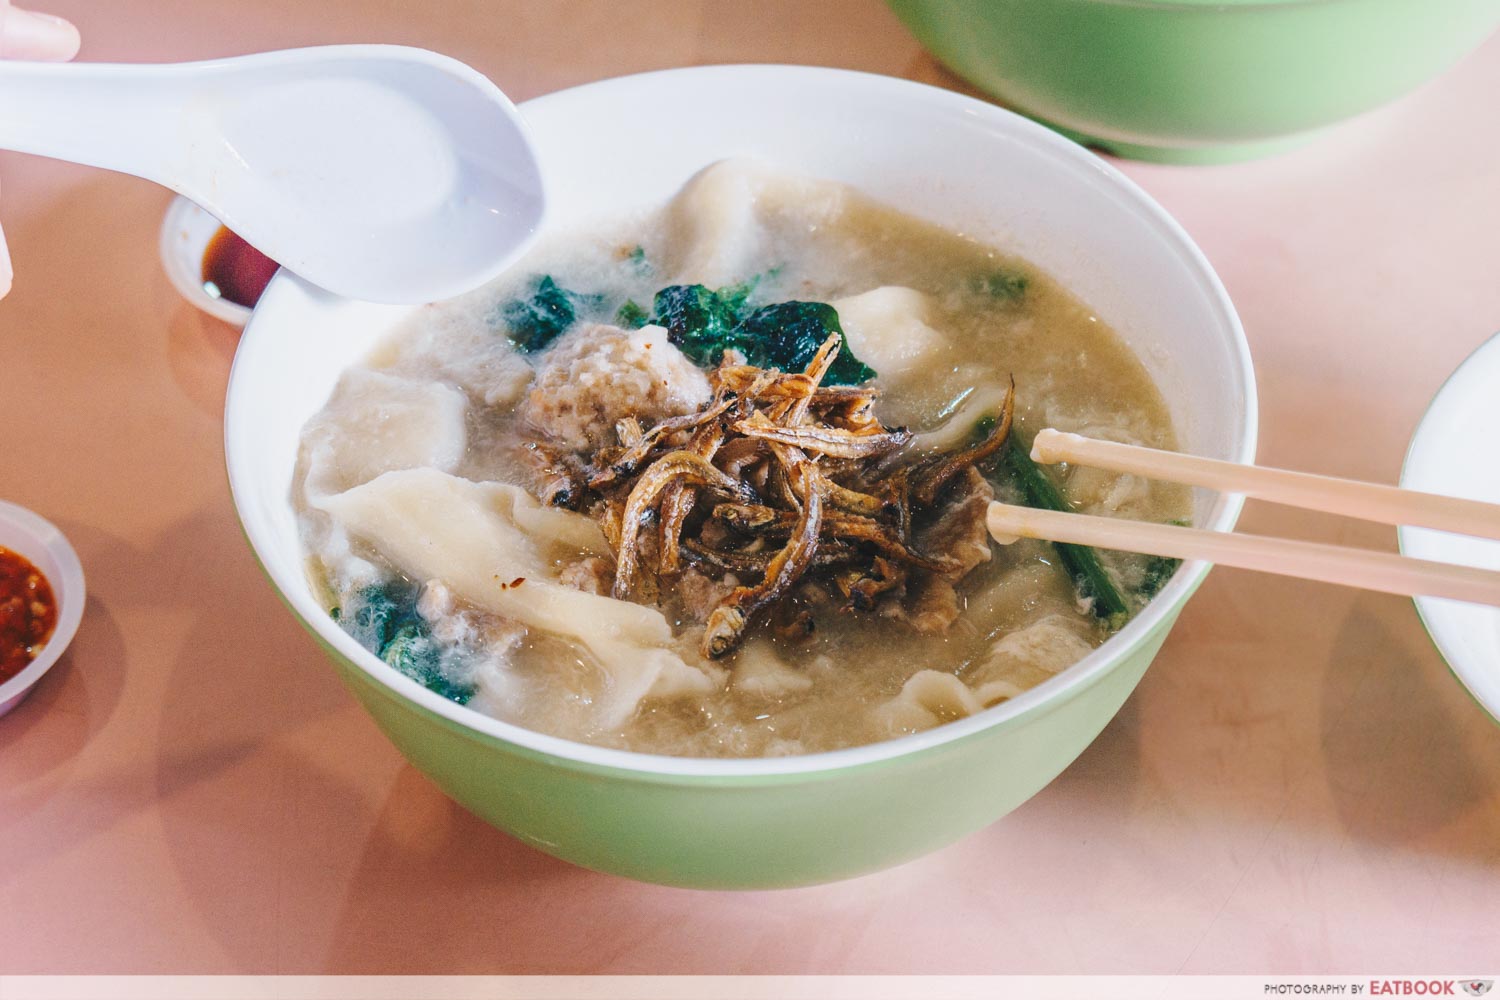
left=0, top=46, right=546, bottom=303
left=0, top=60, right=189, bottom=185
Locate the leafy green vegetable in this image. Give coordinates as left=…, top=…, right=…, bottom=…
left=495, top=275, right=604, bottom=353
left=1134, top=520, right=1188, bottom=600
left=651, top=283, right=750, bottom=366
left=381, top=622, right=474, bottom=704
left=649, top=282, right=761, bottom=364
left=380, top=622, right=430, bottom=672
left=971, top=413, right=999, bottom=442
left=347, top=583, right=403, bottom=651
left=998, top=432, right=1130, bottom=629
left=716, top=276, right=759, bottom=316
left=626, top=245, right=650, bottom=274
left=615, top=298, right=649, bottom=329
left=335, top=582, right=474, bottom=704
left=970, top=269, right=1029, bottom=302
left=1137, top=555, right=1181, bottom=601
left=735, top=302, right=875, bottom=385
left=650, top=283, right=876, bottom=384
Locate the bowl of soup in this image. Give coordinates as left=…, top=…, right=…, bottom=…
left=225, top=65, right=1257, bottom=888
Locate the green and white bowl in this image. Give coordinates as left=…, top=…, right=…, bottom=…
left=225, top=66, right=1258, bottom=889
left=888, top=0, right=1500, bottom=164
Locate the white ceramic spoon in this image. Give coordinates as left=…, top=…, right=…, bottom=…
left=0, top=45, right=545, bottom=304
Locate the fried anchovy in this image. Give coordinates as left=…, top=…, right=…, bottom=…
left=838, top=556, right=904, bottom=612
left=810, top=385, right=883, bottom=404
left=885, top=466, right=912, bottom=542
left=596, top=492, right=627, bottom=552
left=565, top=321, right=1024, bottom=659
left=714, top=366, right=879, bottom=408
left=733, top=410, right=912, bottom=459
left=712, top=503, right=784, bottom=533
left=714, top=436, right=766, bottom=479
left=682, top=537, right=858, bottom=576
left=520, top=442, right=588, bottom=509
left=615, top=416, right=645, bottom=449
left=701, top=451, right=822, bottom=658
left=714, top=367, right=817, bottom=400
left=818, top=474, right=894, bottom=518
left=913, top=375, right=1015, bottom=508
left=773, top=606, right=817, bottom=642
left=821, top=395, right=881, bottom=431
left=783, top=333, right=842, bottom=426
left=590, top=394, right=739, bottom=489
left=658, top=421, right=726, bottom=576
left=614, top=451, right=760, bottom=599
left=712, top=503, right=957, bottom=574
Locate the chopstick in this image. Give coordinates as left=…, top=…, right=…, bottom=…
left=984, top=429, right=1500, bottom=607
left=986, top=503, right=1500, bottom=606
left=1032, top=429, right=1500, bottom=540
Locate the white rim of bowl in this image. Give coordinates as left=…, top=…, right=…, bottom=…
left=227, top=64, right=1259, bottom=778
left=0, top=501, right=86, bottom=708
left=1397, top=329, right=1500, bottom=721
left=159, top=195, right=254, bottom=328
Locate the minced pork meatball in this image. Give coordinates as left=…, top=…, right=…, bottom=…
left=519, top=322, right=712, bottom=451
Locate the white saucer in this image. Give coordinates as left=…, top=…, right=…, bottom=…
left=0, top=501, right=85, bottom=718
left=1399, top=331, right=1500, bottom=724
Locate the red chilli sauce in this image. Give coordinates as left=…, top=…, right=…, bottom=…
left=202, top=226, right=279, bottom=309
left=0, top=547, right=58, bottom=682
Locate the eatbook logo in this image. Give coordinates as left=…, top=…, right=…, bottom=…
left=1462, top=983, right=1494, bottom=997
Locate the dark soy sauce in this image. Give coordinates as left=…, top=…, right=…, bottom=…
left=202, top=226, right=279, bottom=309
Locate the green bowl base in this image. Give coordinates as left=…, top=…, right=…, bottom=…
left=1037, top=116, right=1322, bottom=165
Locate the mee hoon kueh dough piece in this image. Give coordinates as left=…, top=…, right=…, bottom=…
left=876, top=615, right=1094, bottom=733
left=909, top=384, right=1015, bottom=455
left=831, top=286, right=950, bottom=388
left=370, top=302, right=535, bottom=409
left=875, top=670, right=984, bottom=734
left=731, top=640, right=815, bottom=700
left=487, top=475, right=612, bottom=559
left=661, top=159, right=850, bottom=287
left=966, top=614, right=1095, bottom=706
left=1028, top=408, right=1158, bottom=517
left=301, top=368, right=468, bottom=503
left=319, top=467, right=715, bottom=726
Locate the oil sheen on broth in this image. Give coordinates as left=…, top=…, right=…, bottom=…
left=293, top=161, right=1188, bottom=758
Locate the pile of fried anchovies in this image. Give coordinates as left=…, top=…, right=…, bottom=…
left=534, top=334, right=1015, bottom=659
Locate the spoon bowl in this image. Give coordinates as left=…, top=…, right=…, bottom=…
left=0, top=45, right=545, bottom=303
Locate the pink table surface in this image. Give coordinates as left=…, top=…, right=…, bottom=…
left=3, top=0, right=1499, bottom=976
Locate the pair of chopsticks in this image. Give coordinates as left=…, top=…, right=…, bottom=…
left=985, top=429, right=1500, bottom=606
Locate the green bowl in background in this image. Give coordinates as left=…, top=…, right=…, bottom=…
left=226, top=66, right=1257, bottom=889
left=887, top=0, right=1500, bottom=163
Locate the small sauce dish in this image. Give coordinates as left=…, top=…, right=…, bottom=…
left=159, top=195, right=278, bottom=328
left=0, top=501, right=85, bottom=718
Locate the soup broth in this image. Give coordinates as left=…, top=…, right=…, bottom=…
left=294, top=161, right=1187, bottom=757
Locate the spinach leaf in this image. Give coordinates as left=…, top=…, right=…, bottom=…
left=615, top=298, right=649, bottom=329
left=346, top=583, right=404, bottom=651
left=651, top=283, right=753, bottom=366
left=334, top=581, right=475, bottom=705
left=970, top=269, right=1029, bottom=302
left=735, top=301, right=875, bottom=386
left=650, top=282, right=876, bottom=384
left=625, top=245, right=650, bottom=275
left=381, top=622, right=474, bottom=705
left=998, top=433, right=1130, bottom=629
left=495, top=275, right=604, bottom=353
left=1137, top=554, right=1182, bottom=600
